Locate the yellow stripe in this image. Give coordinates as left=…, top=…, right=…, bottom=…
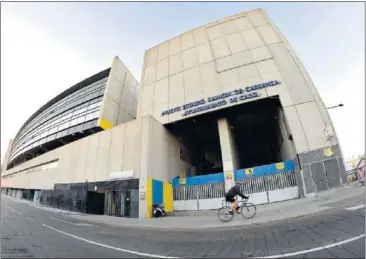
left=146, top=178, right=153, bottom=219
left=163, top=181, right=173, bottom=213
left=99, top=118, right=113, bottom=130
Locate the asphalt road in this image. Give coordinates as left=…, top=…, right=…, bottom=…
left=1, top=194, right=365, bottom=258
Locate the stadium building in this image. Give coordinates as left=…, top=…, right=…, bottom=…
left=1, top=9, right=346, bottom=218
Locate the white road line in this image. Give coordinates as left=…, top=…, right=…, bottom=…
left=345, top=204, right=365, bottom=210
left=11, top=208, right=16, bottom=212
left=256, top=234, right=366, bottom=258
left=42, top=224, right=178, bottom=258
left=17, top=212, right=24, bottom=216
left=49, top=217, right=97, bottom=227
left=26, top=217, right=34, bottom=221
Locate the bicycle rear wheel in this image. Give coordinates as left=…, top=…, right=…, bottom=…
left=218, top=206, right=234, bottom=222
left=240, top=203, right=257, bottom=219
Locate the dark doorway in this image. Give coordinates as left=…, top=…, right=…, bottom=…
left=228, top=97, right=282, bottom=168
left=86, top=191, right=105, bottom=214
left=166, top=116, right=223, bottom=176
left=166, top=96, right=286, bottom=172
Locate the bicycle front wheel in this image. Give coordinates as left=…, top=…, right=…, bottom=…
left=240, top=203, right=257, bottom=219
left=218, top=206, right=234, bottom=222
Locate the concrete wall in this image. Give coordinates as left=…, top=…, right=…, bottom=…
left=138, top=116, right=193, bottom=218
left=98, top=56, right=139, bottom=130
left=137, top=8, right=339, bottom=155
left=2, top=115, right=192, bottom=219
left=1, top=118, right=145, bottom=189
left=278, top=108, right=296, bottom=161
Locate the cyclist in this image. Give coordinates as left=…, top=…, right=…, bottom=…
left=225, top=183, right=249, bottom=215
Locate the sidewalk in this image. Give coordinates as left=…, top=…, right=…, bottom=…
left=2, top=185, right=364, bottom=230
left=66, top=185, right=365, bottom=229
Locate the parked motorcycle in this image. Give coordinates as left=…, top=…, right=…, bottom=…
left=152, top=203, right=166, bottom=218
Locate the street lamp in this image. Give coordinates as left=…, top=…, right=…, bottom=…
left=327, top=103, right=344, bottom=110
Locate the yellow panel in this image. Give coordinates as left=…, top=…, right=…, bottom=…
left=323, top=147, right=333, bottom=157
left=275, top=162, right=284, bottom=171
left=146, top=178, right=153, bottom=219
left=179, top=178, right=186, bottom=185
left=99, top=118, right=113, bottom=130
left=245, top=168, right=253, bottom=176
left=163, top=181, right=173, bottom=213
left=180, top=171, right=186, bottom=178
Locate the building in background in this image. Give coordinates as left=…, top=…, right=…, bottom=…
left=1, top=9, right=346, bottom=218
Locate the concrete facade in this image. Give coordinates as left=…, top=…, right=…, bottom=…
left=138, top=9, right=338, bottom=155
left=1, top=8, right=345, bottom=218
left=98, top=57, right=139, bottom=130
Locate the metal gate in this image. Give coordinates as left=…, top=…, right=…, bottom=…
left=105, top=189, right=139, bottom=217
left=236, top=170, right=298, bottom=203
left=173, top=160, right=299, bottom=210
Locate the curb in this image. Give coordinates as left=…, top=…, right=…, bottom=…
left=66, top=207, right=333, bottom=231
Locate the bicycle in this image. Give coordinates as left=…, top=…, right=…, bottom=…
left=217, top=196, right=257, bottom=222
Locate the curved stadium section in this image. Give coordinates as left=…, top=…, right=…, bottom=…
left=8, top=70, right=109, bottom=169
left=6, top=56, right=139, bottom=170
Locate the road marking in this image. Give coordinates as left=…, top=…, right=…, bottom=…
left=345, top=204, right=365, bottom=210
left=26, top=217, right=34, bottom=221
left=256, top=234, right=365, bottom=258
left=42, top=224, right=179, bottom=258
left=17, top=212, right=24, bottom=216
left=49, top=217, right=97, bottom=227
left=11, top=208, right=16, bottom=212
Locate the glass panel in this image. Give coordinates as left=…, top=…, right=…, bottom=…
left=70, top=118, right=78, bottom=127
left=63, top=113, right=73, bottom=121
left=93, top=111, right=100, bottom=119
left=85, top=112, right=94, bottom=122
left=48, top=126, right=58, bottom=135
left=76, top=106, right=88, bottom=115
left=88, top=103, right=97, bottom=110
left=77, top=115, right=86, bottom=124
left=58, top=121, right=70, bottom=131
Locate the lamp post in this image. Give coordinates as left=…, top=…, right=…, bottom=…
left=326, top=103, right=344, bottom=110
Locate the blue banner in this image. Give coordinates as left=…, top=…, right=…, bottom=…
left=172, top=160, right=295, bottom=187
left=234, top=160, right=295, bottom=181
left=172, top=172, right=224, bottom=187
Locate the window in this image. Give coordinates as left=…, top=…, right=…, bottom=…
left=40, top=131, right=48, bottom=139
left=85, top=112, right=94, bottom=122
left=93, top=111, right=100, bottom=119
left=70, top=118, right=78, bottom=127
left=77, top=115, right=86, bottom=124
left=48, top=126, right=58, bottom=135
left=58, top=121, right=70, bottom=131
left=46, top=134, right=56, bottom=142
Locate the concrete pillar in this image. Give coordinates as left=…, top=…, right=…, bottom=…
left=217, top=118, right=240, bottom=192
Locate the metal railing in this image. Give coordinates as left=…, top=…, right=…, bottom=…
left=237, top=171, right=297, bottom=194
left=173, top=182, right=225, bottom=201
left=173, top=170, right=298, bottom=201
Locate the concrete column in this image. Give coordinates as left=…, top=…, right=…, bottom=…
left=217, top=118, right=240, bottom=192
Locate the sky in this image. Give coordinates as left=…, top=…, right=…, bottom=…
left=1, top=2, right=365, bottom=163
